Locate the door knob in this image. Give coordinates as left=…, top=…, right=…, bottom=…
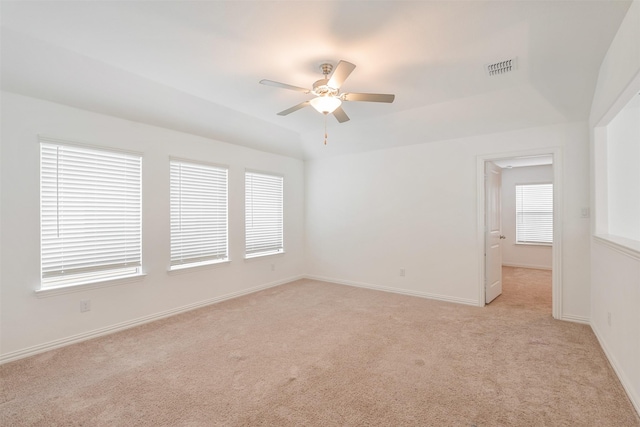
left=499, top=235, right=506, bottom=239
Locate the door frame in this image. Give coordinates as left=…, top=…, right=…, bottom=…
left=476, top=147, right=563, bottom=319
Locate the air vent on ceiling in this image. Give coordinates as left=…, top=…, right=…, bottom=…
left=486, top=58, right=517, bottom=76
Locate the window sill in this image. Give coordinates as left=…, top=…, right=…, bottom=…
left=35, top=273, right=146, bottom=298
left=593, top=234, right=640, bottom=260
left=244, top=251, right=285, bottom=261
left=515, top=242, right=552, bottom=247
left=168, top=259, right=230, bottom=275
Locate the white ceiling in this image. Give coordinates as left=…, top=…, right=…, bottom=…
left=0, top=1, right=631, bottom=160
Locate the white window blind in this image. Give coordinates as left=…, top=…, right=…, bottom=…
left=516, top=183, right=553, bottom=244
left=40, top=140, right=142, bottom=288
left=245, top=171, right=283, bottom=257
left=170, top=160, right=228, bottom=268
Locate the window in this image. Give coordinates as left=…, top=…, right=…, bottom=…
left=605, top=93, right=640, bottom=241
left=40, top=139, right=142, bottom=288
left=516, top=183, right=553, bottom=244
left=245, top=171, right=283, bottom=258
left=170, top=159, right=228, bottom=269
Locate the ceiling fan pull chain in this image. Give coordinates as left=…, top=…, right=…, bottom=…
left=324, top=115, right=328, bottom=145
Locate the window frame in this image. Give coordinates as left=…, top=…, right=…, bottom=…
left=515, top=182, right=553, bottom=245
left=244, top=170, right=284, bottom=259
left=39, top=137, right=144, bottom=291
left=169, top=157, right=229, bottom=271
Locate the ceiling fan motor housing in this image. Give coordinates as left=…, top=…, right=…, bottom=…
left=312, top=79, right=339, bottom=97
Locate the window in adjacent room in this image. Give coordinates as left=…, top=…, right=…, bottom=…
left=245, top=171, right=283, bottom=258
left=515, top=183, right=553, bottom=244
left=170, top=159, right=228, bottom=270
left=40, top=139, right=142, bottom=289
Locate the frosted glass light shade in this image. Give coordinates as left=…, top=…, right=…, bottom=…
left=310, top=96, right=341, bottom=114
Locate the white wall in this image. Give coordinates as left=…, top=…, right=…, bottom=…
left=0, top=92, right=305, bottom=361
left=589, top=0, right=640, bottom=414
left=305, top=121, right=591, bottom=319
left=500, top=165, right=553, bottom=270
left=591, top=242, right=640, bottom=410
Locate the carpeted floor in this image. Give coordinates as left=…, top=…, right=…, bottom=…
left=1, top=267, right=639, bottom=426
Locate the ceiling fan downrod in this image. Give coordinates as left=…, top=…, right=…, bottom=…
left=313, top=63, right=339, bottom=97
left=320, top=63, right=333, bottom=76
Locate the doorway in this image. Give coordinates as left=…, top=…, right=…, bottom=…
left=477, top=149, right=563, bottom=319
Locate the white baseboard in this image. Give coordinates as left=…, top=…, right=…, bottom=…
left=560, top=314, right=590, bottom=324
left=502, top=262, right=552, bottom=271
left=0, top=275, right=303, bottom=365
left=591, top=322, right=640, bottom=416
left=305, top=274, right=480, bottom=307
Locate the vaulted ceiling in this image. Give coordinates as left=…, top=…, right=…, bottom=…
left=1, top=1, right=631, bottom=159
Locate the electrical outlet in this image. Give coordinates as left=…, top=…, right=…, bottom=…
left=271, top=264, right=275, bottom=271
left=607, top=312, right=611, bottom=327
left=80, top=300, right=91, bottom=313
left=580, top=207, right=590, bottom=218
left=400, top=268, right=405, bottom=277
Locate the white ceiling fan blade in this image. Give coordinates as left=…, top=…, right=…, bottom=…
left=277, top=101, right=311, bottom=116
left=328, top=60, right=356, bottom=89
left=332, top=106, right=350, bottom=123
left=342, top=93, right=395, bottom=103
left=260, top=79, right=310, bottom=94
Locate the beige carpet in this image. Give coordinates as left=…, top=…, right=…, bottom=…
left=1, top=267, right=638, bottom=426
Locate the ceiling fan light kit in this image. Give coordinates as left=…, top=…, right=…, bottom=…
left=309, top=96, right=341, bottom=114
left=260, top=60, right=395, bottom=144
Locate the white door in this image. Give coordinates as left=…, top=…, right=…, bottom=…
left=485, top=161, right=503, bottom=303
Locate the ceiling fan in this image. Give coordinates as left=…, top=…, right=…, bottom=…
left=259, top=60, right=395, bottom=123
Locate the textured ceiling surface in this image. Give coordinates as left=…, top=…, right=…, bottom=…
left=0, top=1, right=631, bottom=159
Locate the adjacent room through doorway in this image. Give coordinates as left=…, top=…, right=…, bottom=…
left=483, top=155, right=555, bottom=314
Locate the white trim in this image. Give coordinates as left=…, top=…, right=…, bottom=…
left=591, top=322, right=640, bottom=416
left=560, top=314, right=590, bottom=324
left=593, top=235, right=640, bottom=261
left=2, top=275, right=303, bottom=364
left=502, top=263, right=552, bottom=271
left=305, top=275, right=479, bottom=307
left=592, top=69, right=640, bottom=127
left=477, top=148, right=563, bottom=319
